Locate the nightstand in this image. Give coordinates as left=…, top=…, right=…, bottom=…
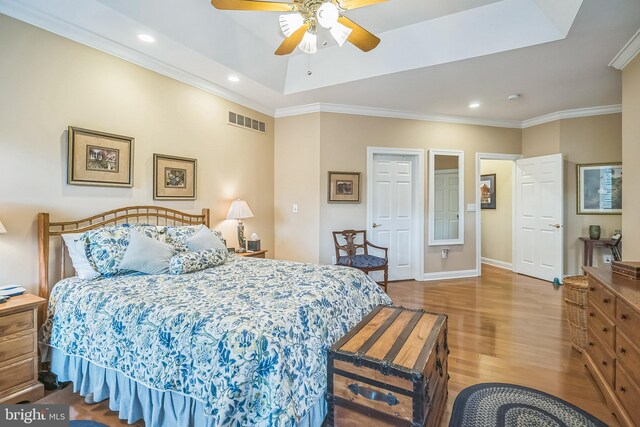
left=0, top=293, right=46, bottom=403
left=237, top=250, right=268, bottom=258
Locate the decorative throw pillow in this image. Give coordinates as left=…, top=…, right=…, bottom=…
left=83, top=224, right=160, bottom=276
left=186, top=226, right=228, bottom=255
left=169, top=248, right=227, bottom=275
left=118, top=230, right=175, bottom=275
left=61, top=233, right=100, bottom=280
left=162, top=225, right=202, bottom=251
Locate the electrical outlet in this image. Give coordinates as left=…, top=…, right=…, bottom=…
left=441, top=249, right=449, bottom=259
left=603, top=255, right=613, bottom=264
left=293, top=204, right=298, bottom=213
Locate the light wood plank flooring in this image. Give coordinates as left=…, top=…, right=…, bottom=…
left=37, top=264, right=617, bottom=426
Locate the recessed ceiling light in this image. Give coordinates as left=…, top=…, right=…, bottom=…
left=228, top=75, right=240, bottom=83
left=137, top=34, right=155, bottom=43
left=507, top=94, right=522, bottom=101
left=469, top=102, right=481, bottom=109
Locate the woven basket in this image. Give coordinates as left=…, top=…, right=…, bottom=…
left=563, top=275, right=589, bottom=352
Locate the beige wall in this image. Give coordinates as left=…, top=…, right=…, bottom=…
left=317, top=113, right=522, bottom=274
left=0, top=15, right=275, bottom=293
left=274, top=114, right=321, bottom=263
left=481, top=160, right=513, bottom=265
left=622, top=55, right=640, bottom=260
left=522, top=114, right=622, bottom=275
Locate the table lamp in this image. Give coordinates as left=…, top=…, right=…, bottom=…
left=226, top=199, right=254, bottom=252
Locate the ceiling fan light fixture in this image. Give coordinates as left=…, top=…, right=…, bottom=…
left=298, top=31, right=318, bottom=54
left=317, top=2, right=339, bottom=29
left=279, top=13, right=305, bottom=37
left=330, top=22, right=352, bottom=46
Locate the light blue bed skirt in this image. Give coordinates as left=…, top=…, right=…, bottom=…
left=51, top=348, right=327, bottom=427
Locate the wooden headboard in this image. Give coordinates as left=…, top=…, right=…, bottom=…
left=37, top=205, right=209, bottom=323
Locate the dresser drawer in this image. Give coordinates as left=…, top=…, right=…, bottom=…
left=586, top=327, right=615, bottom=388
left=0, top=333, right=35, bottom=364
left=617, top=330, right=640, bottom=387
left=0, top=310, right=34, bottom=336
left=616, top=299, right=640, bottom=345
left=0, top=356, right=36, bottom=393
left=588, top=278, right=615, bottom=319
left=615, top=362, right=640, bottom=423
left=587, top=300, right=615, bottom=349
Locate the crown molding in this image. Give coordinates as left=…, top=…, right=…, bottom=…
left=521, top=105, right=622, bottom=128
left=0, top=0, right=274, bottom=117
left=609, top=29, right=640, bottom=70
left=275, top=103, right=523, bottom=128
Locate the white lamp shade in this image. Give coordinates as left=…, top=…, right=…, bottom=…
left=317, top=2, right=339, bottom=29
left=279, top=13, right=304, bottom=38
left=0, top=219, right=5, bottom=234
left=298, top=31, right=318, bottom=54
left=226, top=199, right=254, bottom=220
left=330, top=22, right=352, bottom=47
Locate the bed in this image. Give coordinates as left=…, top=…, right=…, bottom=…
left=37, top=206, right=392, bottom=427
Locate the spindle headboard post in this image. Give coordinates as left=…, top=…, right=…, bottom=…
left=37, top=206, right=210, bottom=326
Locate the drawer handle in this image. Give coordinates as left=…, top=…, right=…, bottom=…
left=603, top=298, right=610, bottom=304
left=602, top=327, right=608, bottom=333
left=588, top=342, right=594, bottom=347
left=621, top=313, right=628, bottom=320
left=348, top=383, right=399, bottom=406
left=620, top=386, right=626, bottom=393
left=589, top=312, right=595, bottom=317
left=590, top=287, right=595, bottom=291
left=620, top=346, right=626, bottom=354
left=601, top=360, right=608, bottom=367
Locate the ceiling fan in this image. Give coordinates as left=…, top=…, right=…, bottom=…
left=210, top=0, right=386, bottom=55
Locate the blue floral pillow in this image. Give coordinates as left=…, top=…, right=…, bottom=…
left=161, top=225, right=226, bottom=251
left=83, top=224, right=160, bottom=276
left=169, top=248, right=228, bottom=275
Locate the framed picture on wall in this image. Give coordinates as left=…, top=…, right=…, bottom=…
left=67, top=126, right=134, bottom=187
left=328, top=171, right=360, bottom=203
left=480, top=174, right=496, bottom=209
left=577, top=163, right=622, bottom=214
left=153, top=154, right=197, bottom=200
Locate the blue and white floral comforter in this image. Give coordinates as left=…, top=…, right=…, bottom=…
left=41, top=256, right=391, bottom=426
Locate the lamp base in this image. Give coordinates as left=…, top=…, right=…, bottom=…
left=237, top=221, right=246, bottom=251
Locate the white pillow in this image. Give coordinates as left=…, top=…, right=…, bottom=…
left=61, top=233, right=100, bottom=280
left=119, top=229, right=175, bottom=275
left=186, top=226, right=228, bottom=253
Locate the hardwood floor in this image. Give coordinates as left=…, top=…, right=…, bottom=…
left=37, top=264, right=617, bottom=426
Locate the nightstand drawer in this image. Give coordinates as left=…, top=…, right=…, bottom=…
left=0, top=310, right=34, bottom=336
left=0, top=356, right=35, bottom=392
left=0, top=333, right=35, bottom=364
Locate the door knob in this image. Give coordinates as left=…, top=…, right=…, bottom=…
left=549, top=224, right=561, bottom=229
left=373, top=223, right=381, bottom=228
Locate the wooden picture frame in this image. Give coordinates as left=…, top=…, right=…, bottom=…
left=577, top=163, right=622, bottom=215
left=153, top=154, right=197, bottom=200
left=67, top=126, right=134, bottom=187
left=480, top=173, right=496, bottom=210
left=328, top=171, right=360, bottom=203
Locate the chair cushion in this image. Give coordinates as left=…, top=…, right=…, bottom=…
left=338, top=254, right=386, bottom=268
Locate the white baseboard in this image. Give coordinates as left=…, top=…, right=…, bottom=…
left=422, top=269, right=479, bottom=281
left=481, top=257, right=513, bottom=270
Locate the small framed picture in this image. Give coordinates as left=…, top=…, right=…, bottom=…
left=153, top=154, right=197, bottom=200
left=480, top=174, right=496, bottom=209
left=577, top=163, right=622, bottom=214
left=328, top=171, right=360, bottom=203
left=67, top=126, right=134, bottom=187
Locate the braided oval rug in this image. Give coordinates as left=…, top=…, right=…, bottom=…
left=449, top=383, right=607, bottom=427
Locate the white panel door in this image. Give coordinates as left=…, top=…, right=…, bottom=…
left=515, top=153, right=563, bottom=282
left=371, top=155, right=414, bottom=280
left=434, top=171, right=459, bottom=240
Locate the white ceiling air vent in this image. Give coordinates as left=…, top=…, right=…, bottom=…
left=228, top=111, right=266, bottom=134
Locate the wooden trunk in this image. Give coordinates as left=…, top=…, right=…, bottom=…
left=327, top=306, right=448, bottom=427
left=611, top=261, right=640, bottom=280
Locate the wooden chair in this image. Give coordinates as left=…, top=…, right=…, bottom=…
left=332, top=229, right=389, bottom=292
left=605, top=234, right=622, bottom=262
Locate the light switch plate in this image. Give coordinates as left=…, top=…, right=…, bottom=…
left=467, top=203, right=477, bottom=212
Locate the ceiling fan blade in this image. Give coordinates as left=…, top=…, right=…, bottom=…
left=275, top=23, right=309, bottom=55
left=211, top=0, right=295, bottom=12
left=337, top=16, right=380, bottom=52
left=335, top=0, right=387, bottom=10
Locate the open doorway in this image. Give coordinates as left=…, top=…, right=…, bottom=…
left=475, top=153, right=521, bottom=273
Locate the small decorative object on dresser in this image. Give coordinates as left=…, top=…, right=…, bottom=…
left=67, top=127, right=134, bottom=188
left=583, top=267, right=640, bottom=426
left=327, top=305, right=448, bottom=427
left=611, top=261, right=640, bottom=280
left=0, top=294, right=46, bottom=403
left=153, top=154, right=197, bottom=200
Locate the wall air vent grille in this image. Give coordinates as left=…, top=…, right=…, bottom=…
left=228, top=111, right=266, bottom=134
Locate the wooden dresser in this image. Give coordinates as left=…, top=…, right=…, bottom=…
left=0, top=294, right=46, bottom=403
left=584, top=267, right=640, bottom=427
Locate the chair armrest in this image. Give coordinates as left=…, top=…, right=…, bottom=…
left=365, top=240, right=388, bottom=260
